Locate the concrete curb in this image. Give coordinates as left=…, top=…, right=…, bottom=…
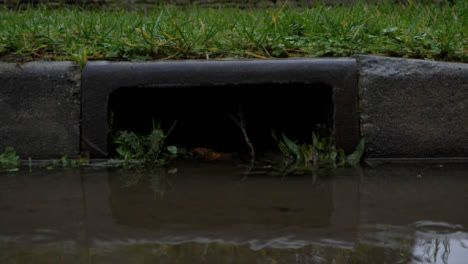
left=1, top=57, right=466, bottom=159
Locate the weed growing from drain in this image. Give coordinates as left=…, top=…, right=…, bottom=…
left=0, top=147, right=21, bottom=172
left=249, top=125, right=365, bottom=176
left=112, top=121, right=178, bottom=167
left=273, top=125, right=365, bottom=168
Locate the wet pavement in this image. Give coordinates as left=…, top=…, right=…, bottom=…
left=1, top=162, right=467, bottom=263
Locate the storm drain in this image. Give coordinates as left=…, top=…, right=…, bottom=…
left=82, top=59, right=359, bottom=158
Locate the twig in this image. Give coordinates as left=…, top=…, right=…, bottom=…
left=229, top=104, right=255, bottom=164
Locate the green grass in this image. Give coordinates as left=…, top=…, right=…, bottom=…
left=0, top=1, right=467, bottom=65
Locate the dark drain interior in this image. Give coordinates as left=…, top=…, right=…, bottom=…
left=108, top=83, right=333, bottom=157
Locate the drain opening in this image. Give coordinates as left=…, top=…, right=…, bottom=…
left=108, top=83, right=333, bottom=158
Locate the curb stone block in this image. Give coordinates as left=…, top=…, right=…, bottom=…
left=0, top=61, right=81, bottom=159
left=357, top=55, right=468, bottom=158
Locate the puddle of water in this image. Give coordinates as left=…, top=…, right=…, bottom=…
left=0, top=162, right=467, bottom=263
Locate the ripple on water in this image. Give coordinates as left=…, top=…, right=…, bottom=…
left=413, top=221, right=464, bottom=234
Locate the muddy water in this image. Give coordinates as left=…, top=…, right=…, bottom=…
left=0, top=162, right=467, bottom=264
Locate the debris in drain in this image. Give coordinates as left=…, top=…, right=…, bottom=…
left=192, top=148, right=235, bottom=162
left=229, top=104, right=255, bottom=164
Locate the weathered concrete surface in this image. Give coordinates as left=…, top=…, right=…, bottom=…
left=0, top=61, right=81, bottom=159
left=357, top=56, right=468, bottom=158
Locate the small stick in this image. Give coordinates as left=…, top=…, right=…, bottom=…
left=229, top=104, right=255, bottom=164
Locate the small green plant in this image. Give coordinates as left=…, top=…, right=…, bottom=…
left=41, top=153, right=90, bottom=170
left=113, top=121, right=178, bottom=167
left=271, top=125, right=365, bottom=172
left=0, top=147, right=21, bottom=172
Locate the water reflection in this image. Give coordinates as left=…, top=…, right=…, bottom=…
left=412, top=227, right=468, bottom=264
left=0, top=163, right=467, bottom=263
